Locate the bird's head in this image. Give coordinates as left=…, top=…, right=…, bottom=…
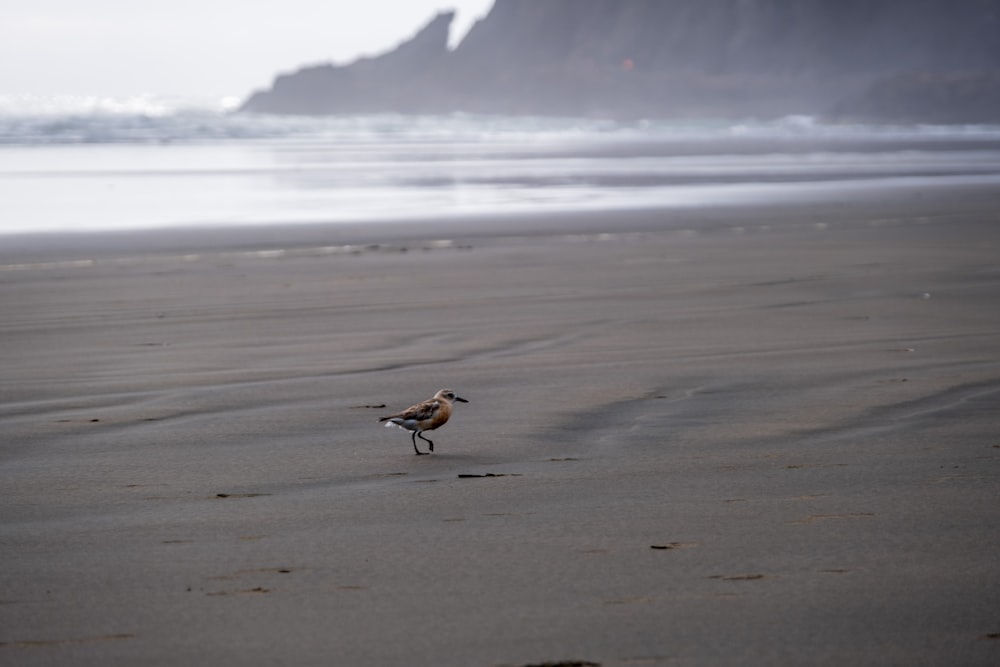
left=436, top=389, right=468, bottom=404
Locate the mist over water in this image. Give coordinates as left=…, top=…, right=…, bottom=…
left=2, top=96, right=999, bottom=236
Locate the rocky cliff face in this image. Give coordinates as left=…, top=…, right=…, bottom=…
left=240, top=11, right=454, bottom=114
left=240, top=0, right=1000, bottom=122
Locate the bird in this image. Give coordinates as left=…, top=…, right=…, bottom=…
left=379, top=389, right=468, bottom=455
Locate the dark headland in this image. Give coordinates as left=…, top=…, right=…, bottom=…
left=240, top=0, right=1000, bottom=122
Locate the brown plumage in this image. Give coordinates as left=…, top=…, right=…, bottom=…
left=379, top=389, right=468, bottom=455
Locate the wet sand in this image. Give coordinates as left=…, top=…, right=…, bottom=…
left=2, top=186, right=1000, bottom=666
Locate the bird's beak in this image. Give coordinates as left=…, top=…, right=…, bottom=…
left=455, top=396, right=469, bottom=403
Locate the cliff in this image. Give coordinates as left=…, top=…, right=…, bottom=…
left=239, top=0, right=1000, bottom=122
left=240, top=11, right=455, bottom=114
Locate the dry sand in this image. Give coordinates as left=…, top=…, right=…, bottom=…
left=2, top=185, right=1000, bottom=666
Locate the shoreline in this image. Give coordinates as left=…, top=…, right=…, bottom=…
left=5, top=177, right=1000, bottom=264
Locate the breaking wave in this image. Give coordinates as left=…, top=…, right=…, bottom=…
left=3, top=94, right=1000, bottom=236
left=2, top=94, right=1000, bottom=145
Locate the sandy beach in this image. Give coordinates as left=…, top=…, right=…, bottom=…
left=2, top=182, right=1000, bottom=665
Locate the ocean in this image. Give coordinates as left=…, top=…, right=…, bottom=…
left=2, top=95, right=999, bottom=236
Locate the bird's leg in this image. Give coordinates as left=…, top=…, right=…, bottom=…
left=411, top=431, right=428, bottom=455
left=417, top=431, right=435, bottom=453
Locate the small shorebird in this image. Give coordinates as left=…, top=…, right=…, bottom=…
left=379, top=389, right=468, bottom=455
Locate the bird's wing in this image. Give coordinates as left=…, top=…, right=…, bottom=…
left=399, top=399, right=440, bottom=422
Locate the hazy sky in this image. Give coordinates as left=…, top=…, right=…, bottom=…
left=0, top=1, right=495, bottom=101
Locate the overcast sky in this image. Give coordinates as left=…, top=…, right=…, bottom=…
left=0, top=1, right=495, bottom=101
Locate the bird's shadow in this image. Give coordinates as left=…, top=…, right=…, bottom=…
left=406, top=451, right=510, bottom=466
